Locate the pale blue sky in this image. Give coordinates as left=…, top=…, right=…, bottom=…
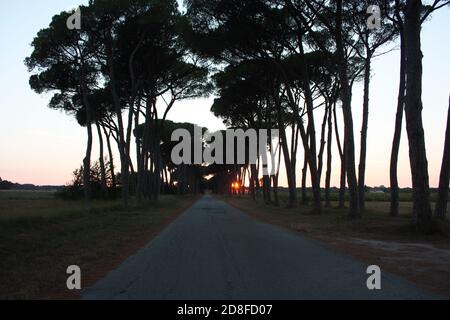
left=0, top=1, right=449, bottom=187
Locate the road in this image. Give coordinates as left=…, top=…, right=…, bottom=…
left=82, top=194, right=436, bottom=300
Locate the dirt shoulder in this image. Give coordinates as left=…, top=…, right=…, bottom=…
left=223, top=196, right=450, bottom=299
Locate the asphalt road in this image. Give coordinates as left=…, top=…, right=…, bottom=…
left=82, top=194, right=437, bottom=300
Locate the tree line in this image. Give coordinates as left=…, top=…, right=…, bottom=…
left=26, top=0, right=449, bottom=232
left=186, top=0, right=450, bottom=232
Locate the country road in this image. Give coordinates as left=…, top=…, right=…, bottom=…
left=82, top=194, right=437, bottom=300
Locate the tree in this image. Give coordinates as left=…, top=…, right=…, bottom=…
left=85, top=0, right=167, bottom=205
left=388, top=0, right=407, bottom=217
left=346, top=0, right=397, bottom=211
left=402, top=0, right=450, bottom=230
left=435, top=96, right=450, bottom=219
left=211, top=60, right=278, bottom=201
left=186, top=0, right=302, bottom=207
left=188, top=0, right=347, bottom=211
left=65, top=0, right=211, bottom=204
left=25, top=9, right=98, bottom=201
left=299, top=0, right=361, bottom=217
left=388, top=0, right=449, bottom=218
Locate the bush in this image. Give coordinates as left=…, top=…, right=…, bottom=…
left=56, top=162, right=118, bottom=201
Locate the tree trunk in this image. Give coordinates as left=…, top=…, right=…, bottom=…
left=96, top=122, right=108, bottom=196
left=358, top=56, right=372, bottom=211
left=278, top=32, right=320, bottom=210
left=404, top=0, right=432, bottom=230
left=135, top=106, right=143, bottom=201
left=325, top=102, right=333, bottom=207
left=263, top=174, right=271, bottom=204
left=335, top=0, right=360, bottom=218
left=277, top=112, right=297, bottom=207
left=301, top=153, right=308, bottom=204
left=272, top=140, right=282, bottom=207
left=80, top=76, right=92, bottom=202
left=250, top=164, right=258, bottom=200
left=288, top=96, right=321, bottom=211
left=119, top=137, right=129, bottom=206
left=280, top=128, right=296, bottom=207
left=297, top=25, right=322, bottom=214
left=435, top=96, right=450, bottom=219
left=333, top=103, right=346, bottom=208
left=102, top=124, right=117, bottom=196
left=107, top=53, right=130, bottom=207
left=272, top=175, right=279, bottom=206
left=339, top=143, right=347, bottom=209
left=318, top=104, right=329, bottom=182
left=153, top=145, right=162, bottom=201
left=140, top=94, right=155, bottom=199
left=390, top=32, right=406, bottom=217
left=83, top=124, right=93, bottom=201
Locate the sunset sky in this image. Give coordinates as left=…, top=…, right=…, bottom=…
left=0, top=1, right=449, bottom=188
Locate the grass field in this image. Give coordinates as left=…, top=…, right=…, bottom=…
left=0, top=190, right=198, bottom=299
left=273, top=188, right=443, bottom=203
left=224, top=193, right=450, bottom=241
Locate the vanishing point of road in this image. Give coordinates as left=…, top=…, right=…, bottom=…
left=83, top=194, right=437, bottom=300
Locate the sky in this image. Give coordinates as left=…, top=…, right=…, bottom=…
left=0, top=1, right=449, bottom=188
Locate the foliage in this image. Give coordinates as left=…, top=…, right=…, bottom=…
left=56, top=161, right=116, bottom=200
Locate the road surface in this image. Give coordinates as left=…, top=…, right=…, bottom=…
left=83, top=194, right=437, bottom=300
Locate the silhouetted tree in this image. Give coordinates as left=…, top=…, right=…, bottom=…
left=388, top=0, right=449, bottom=220
left=346, top=0, right=397, bottom=211
left=435, top=96, right=450, bottom=219
left=402, top=0, right=450, bottom=230
left=25, top=9, right=98, bottom=201
left=298, top=0, right=361, bottom=217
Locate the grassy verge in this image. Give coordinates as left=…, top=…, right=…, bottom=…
left=0, top=191, right=198, bottom=299
left=222, top=195, right=450, bottom=242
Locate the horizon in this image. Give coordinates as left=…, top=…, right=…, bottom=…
left=0, top=1, right=449, bottom=188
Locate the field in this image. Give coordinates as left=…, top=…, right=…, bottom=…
left=226, top=192, right=450, bottom=240
left=270, top=188, right=443, bottom=203
left=1, top=190, right=449, bottom=299
left=0, top=190, right=198, bottom=299
left=223, top=193, right=450, bottom=297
